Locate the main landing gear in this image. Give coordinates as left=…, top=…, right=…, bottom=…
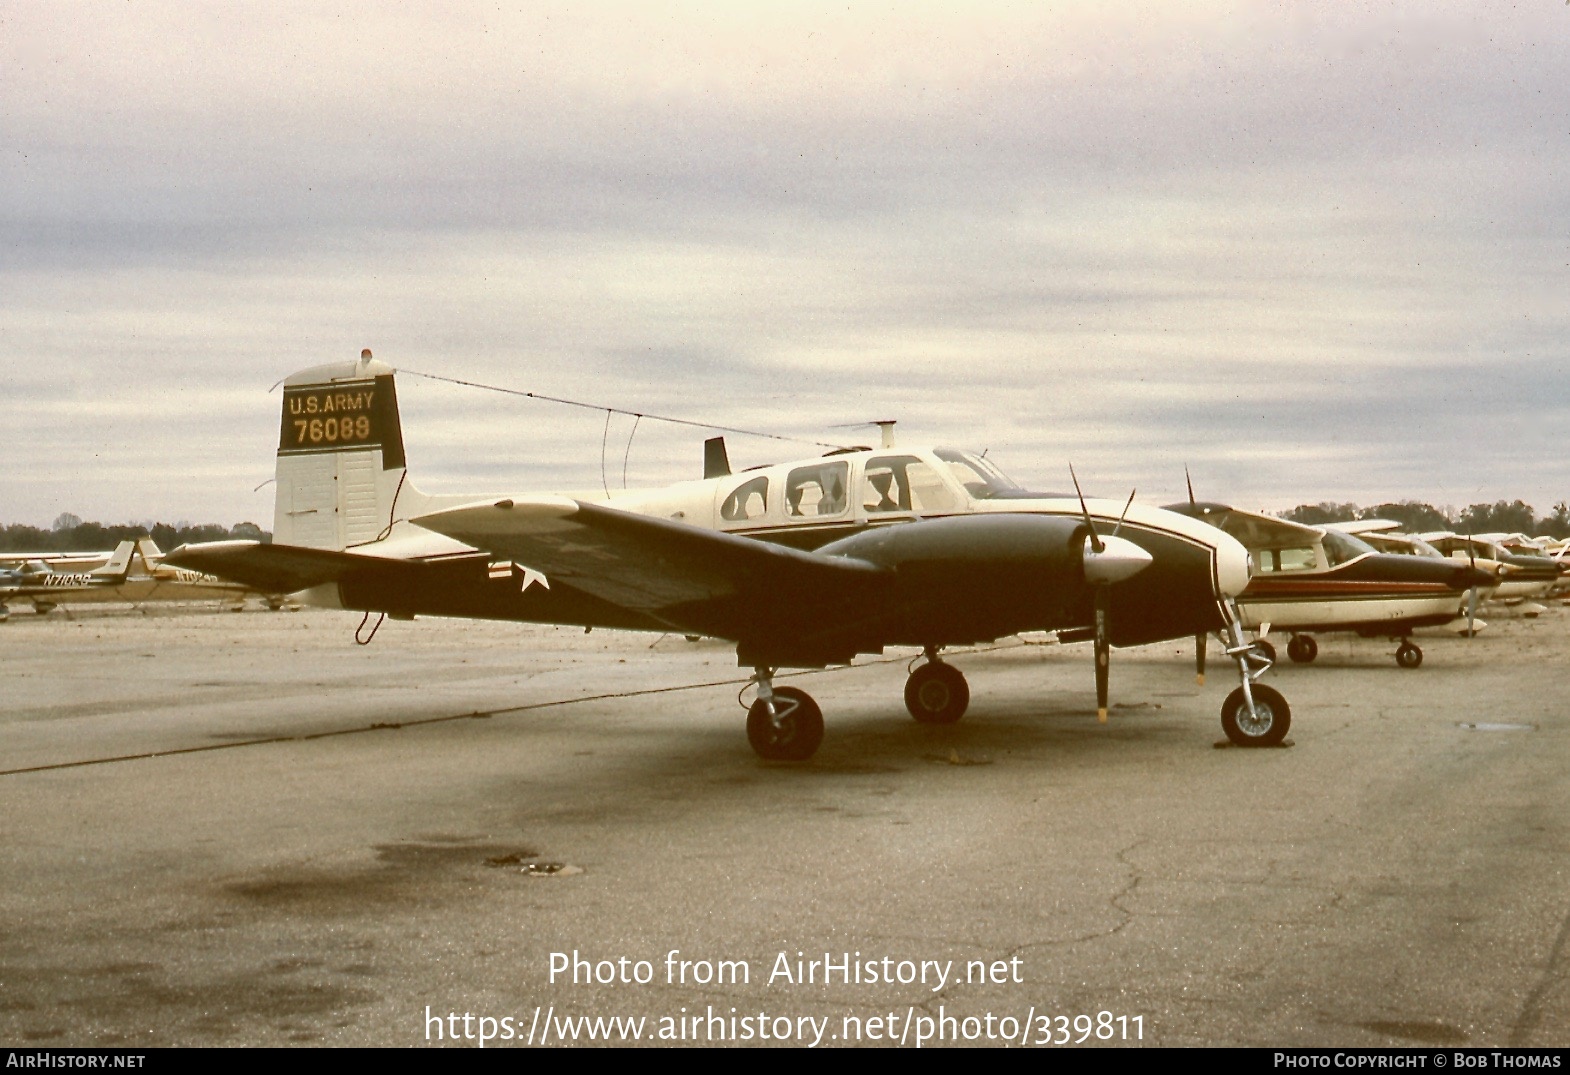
left=903, top=648, right=969, bottom=724
left=745, top=668, right=824, bottom=761
left=1286, top=634, right=1318, bottom=664
left=1219, top=602, right=1291, bottom=748
left=1283, top=631, right=1421, bottom=668
left=744, top=650, right=973, bottom=761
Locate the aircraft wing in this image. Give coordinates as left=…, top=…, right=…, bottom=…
left=1327, top=519, right=1401, bottom=535
left=413, top=497, right=889, bottom=616
left=1164, top=501, right=1330, bottom=550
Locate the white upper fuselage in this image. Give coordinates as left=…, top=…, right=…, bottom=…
left=360, top=444, right=1253, bottom=603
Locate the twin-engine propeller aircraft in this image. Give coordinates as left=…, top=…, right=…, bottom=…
left=1165, top=501, right=1497, bottom=668
left=0, top=541, right=137, bottom=620
left=167, top=350, right=1295, bottom=757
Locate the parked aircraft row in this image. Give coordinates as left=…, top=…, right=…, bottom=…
left=1166, top=502, right=1499, bottom=669
left=146, top=348, right=1556, bottom=764
left=0, top=342, right=1522, bottom=763
left=0, top=538, right=286, bottom=620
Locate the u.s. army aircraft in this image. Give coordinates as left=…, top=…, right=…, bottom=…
left=167, top=350, right=1294, bottom=758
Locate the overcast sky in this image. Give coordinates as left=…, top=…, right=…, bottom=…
left=4, top=2, right=1568, bottom=528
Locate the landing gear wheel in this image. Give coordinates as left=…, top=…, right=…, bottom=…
left=1221, top=684, right=1291, bottom=747
left=904, top=662, right=970, bottom=724
left=746, top=686, right=824, bottom=761
left=1395, top=642, right=1423, bottom=669
left=1286, top=635, right=1318, bottom=664
left=1250, top=639, right=1277, bottom=664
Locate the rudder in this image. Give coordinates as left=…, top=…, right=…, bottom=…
left=274, top=349, right=410, bottom=551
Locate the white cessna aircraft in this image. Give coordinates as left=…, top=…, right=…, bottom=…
left=1164, top=502, right=1496, bottom=669
left=0, top=541, right=137, bottom=620
left=168, top=350, right=1292, bottom=758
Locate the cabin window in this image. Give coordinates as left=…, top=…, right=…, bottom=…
left=933, top=447, right=1022, bottom=499
left=1321, top=529, right=1374, bottom=567
left=785, top=461, right=849, bottom=518
left=862, top=456, right=960, bottom=514
left=720, top=475, right=770, bottom=522
left=1256, top=546, right=1318, bottom=573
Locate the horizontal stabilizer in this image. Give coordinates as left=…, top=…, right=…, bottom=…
left=163, top=540, right=427, bottom=596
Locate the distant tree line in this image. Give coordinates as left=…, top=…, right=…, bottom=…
left=1283, top=499, right=1570, bottom=539
left=0, top=513, right=271, bottom=553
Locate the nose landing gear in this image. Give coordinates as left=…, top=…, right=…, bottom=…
left=1219, top=601, right=1291, bottom=747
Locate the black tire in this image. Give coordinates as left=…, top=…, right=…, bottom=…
left=1396, top=642, right=1423, bottom=669
left=1221, top=684, right=1291, bottom=747
left=746, top=686, right=824, bottom=761
left=903, top=662, right=970, bottom=724
left=1250, top=639, right=1277, bottom=664
left=1287, top=635, right=1318, bottom=664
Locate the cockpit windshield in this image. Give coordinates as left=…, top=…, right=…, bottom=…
left=1320, top=528, right=1375, bottom=567
left=933, top=448, right=1023, bottom=500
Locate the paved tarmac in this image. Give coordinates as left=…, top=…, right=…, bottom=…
left=1, top=603, right=1567, bottom=1048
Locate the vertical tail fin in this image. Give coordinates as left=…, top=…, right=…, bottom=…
left=273, top=349, right=412, bottom=551
left=703, top=437, right=731, bottom=479
left=133, top=537, right=163, bottom=574
left=92, top=540, right=137, bottom=579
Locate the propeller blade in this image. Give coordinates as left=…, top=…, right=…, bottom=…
left=1112, top=489, right=1136, bottom=537
left=1094, top=586, right=1110, bottom=723
left=1185, top=466, right=1196, bottom=506
left=1195, top=632, right=1207, bottom=686
left=1069, top=464, right=1104, bottom=554
left=1467, top=585, right=1478, bottom=637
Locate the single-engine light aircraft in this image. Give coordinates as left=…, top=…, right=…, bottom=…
left=1325, top=521, right=1499, bottom=635
left=0, top=539, right=283, bottom=617
left=1165, top=501, right=1497, bottom=668
left=1419, top=533, right=1562, bottom=605
left=0, top=540, right=137, bottom=620
left=167, top=350, right=1294, bottom=757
